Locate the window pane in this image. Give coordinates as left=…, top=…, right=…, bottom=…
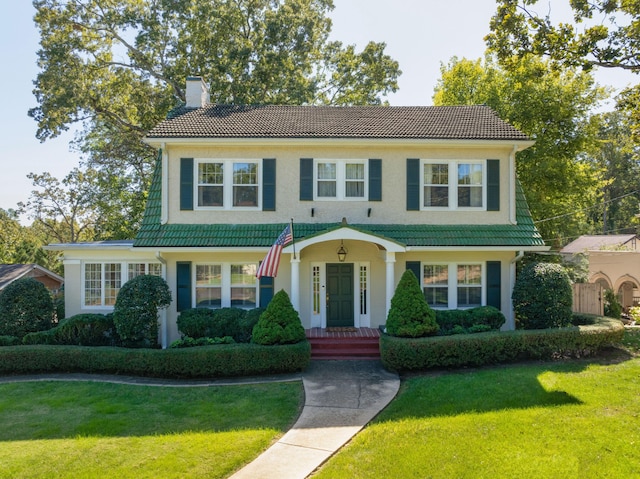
left=128, top=263, right=145, bottom=281
left=233, top=163, right=257, bottom=185
left=104, top=263, right=121, bottom=306
left=424, top=186, right=449, bottom=207
left=424, top=265, right=448, bottom=307
left=345, top=181, right=364, bottom=197
left=233, top=186, right=258, bottom=206
left=196, top=288, right=221, bottom=308
left=424, top=265, right=448, bottom=285
left=231, top=287, right=256, bottom=308
left=318, top=181, right=336, bottom=197
left=457, top=265, right=482, bottom=285
left=198, top=163, right=223, bottom=184
left=199, top=185, right=223, bottom=206
left=196, top=265, right=221, bottom=286
left=425, top=287, right=449, bottom=307
left=317, top=163, right=336, bottom=180
left=425, top=164, right=448, bottom=185
left=84, top=264, right=102, bottom=306
left=231, top=264, right=257, bottom=285
left=346, top=163, right=364, bottom=180
left=458, top=164, right=482, bottom=185
left=148, top=264, right=162, bottom=276
left=457, top=286, right=482, bottom=308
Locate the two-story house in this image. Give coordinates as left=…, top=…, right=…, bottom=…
left=51, top=77, right=547, bottom=347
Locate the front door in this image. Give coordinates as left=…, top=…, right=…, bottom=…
left=326, top=263, right=354, bottom=327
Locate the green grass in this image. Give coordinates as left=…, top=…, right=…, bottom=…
left=316, top=355, right=640, bottom=478
left=0, top=380, right=302, bottom=478
left=621, top=327, right=640, bottom=352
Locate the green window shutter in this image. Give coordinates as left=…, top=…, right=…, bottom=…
left=300, top=158, right=313, bottom=201
left=180, top=158, right=194, bottom=211
left=262, top=158, right=276, bottom=211
left=259, top=276, right=274, bottom=308
left=487, top=159, right=500, bottom=211
left=369, top=158, right=382, bottom=201
left=406, top=158, right=420, bottom=211
left=176, top=262, right=192, bottom=312
left=486, top=261, right=501, bottom=309
left=405, top=261, right=421, bottom=281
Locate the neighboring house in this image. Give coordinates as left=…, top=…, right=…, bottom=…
left=0, top=264, right=64, bottom=294
left=561, top=234, right=640, bottom=310
left=49, top=77, right=547, bottom=347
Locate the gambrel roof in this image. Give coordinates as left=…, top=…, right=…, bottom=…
left=146, top=105, right=530, bottom=141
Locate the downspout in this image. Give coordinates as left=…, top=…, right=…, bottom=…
left=508, top=251, right=525, bottom=330
left=509, top=145, right=518, bottom=224
left=156, top=251, right=168, bottom=349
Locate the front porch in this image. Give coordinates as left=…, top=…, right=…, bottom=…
left=305, top=327, right=381, bottom=360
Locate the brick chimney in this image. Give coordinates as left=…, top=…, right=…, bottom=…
left=185, top=76, right=210, bottom=108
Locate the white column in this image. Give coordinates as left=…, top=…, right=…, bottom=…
left=385, top=252, right=396, bottom=318
left=290, top=255, right=301, bottom=312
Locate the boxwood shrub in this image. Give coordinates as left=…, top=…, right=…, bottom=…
left=435, top=306, right=505, bottom=335
left=0, top=341, right=311, bottom=378
left=177, top=307, right=265, bottom=343
left=380, top=316, right=624, bottom=372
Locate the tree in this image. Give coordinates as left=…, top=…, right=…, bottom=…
left=433, top=55, right=606, bottom=246
left=252, top=290, right=306, bottom=345
left=18, top=168, right=98, bottom=243
left=486, top=0, right=640, bottom=138
left=30, top=0, right=401, bottom=237
left=386, top=269, right=438, bottom=338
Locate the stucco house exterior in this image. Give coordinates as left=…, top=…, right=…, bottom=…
left=561, top=234, right=640, bottom=310
left=50, top=77, right=547, bottom=348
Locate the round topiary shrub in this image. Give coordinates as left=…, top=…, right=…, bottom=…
left=252, top=290, right=306, bottom=345
left=512, top=262, right=573, bottom=329
left=0, top=277, right=55, bottom=338
left=113, top=275, right=172, bottom=347
left=386, top=269, right=439, bottom=337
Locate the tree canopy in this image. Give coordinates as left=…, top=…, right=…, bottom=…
left=486, top=0, right=640, bottom=138
left=30, top=0, right=401, bottom=239
left=433, top=55, right=606, bottom=246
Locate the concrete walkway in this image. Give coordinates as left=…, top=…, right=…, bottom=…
left=231, top=360, right=400, bottom=479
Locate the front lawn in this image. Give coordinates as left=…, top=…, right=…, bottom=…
left=315, top=355, right=640, bottom=478
left=0, top=380, right=302, bottom=478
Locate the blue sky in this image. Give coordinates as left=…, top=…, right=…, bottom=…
left=0, top=1, right=636, bottom=216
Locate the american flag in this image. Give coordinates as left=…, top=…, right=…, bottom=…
left=256, top=224, right=293, bottom=278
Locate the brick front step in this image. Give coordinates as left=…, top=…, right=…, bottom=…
left=307, top=330, right=380, bottom=360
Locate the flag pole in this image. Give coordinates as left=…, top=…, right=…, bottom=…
left=290, top=218, right=296, bottom=260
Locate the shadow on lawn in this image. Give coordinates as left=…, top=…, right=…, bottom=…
left=385, top=351, right=635, bottom=420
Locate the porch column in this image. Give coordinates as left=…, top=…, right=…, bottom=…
left=290, top=254, right=301, bottom=312
left=385, top=252, right=396, bottom=318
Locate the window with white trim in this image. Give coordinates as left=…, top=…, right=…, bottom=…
left=194, top=263, right=258, bottom=309
left=421, top=160, right=485, bottom=209
left=422, top=262, right=483, bottom=309
left=83, top=262, right=161, bottom=308
left=314, top=160, right=367, bottom=200
left=196, top=159, right=260, bottom=209
left=312, top=266, right=321, bottom=315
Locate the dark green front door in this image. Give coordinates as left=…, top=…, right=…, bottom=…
left=326, top=263, right=354, bottom=327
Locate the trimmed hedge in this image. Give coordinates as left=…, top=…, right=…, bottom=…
left=0, top=341, right=311, bottom=379
left=435, top=306, right=505, bottom=335
left=177, top=307, right=265, bottom=343
left=380, top=317, right=625, bottom=372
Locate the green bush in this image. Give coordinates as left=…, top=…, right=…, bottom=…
left=210, top=308, right=246, bottom=340
left=386, top=270, right=438, bottom=338
left=0, top=335, right=20, bottom=346
left=113, top=275, right=172, bottom=347
left=55, top=314, right=116, bottom=346
left=177, top=308, right=215, bottom=338
left=23, top=329, right=57, bottom=345
left=252, top=290, right=306, bottom=345
left=572, top=313, right=598, bottom=326
left=169, top=336, right=235, bottom=348
left=380, top=316, right=624, bottom=372
left=629, top=306, right=640, bottom=323
left=54, top=291, right=65, bottom=321
left=512, top=262, right=573, bottom=329
left=0, top=277, right=55, bottom=338
left=238, top=307, right=265, bottom=343
left=603, top=289, right=622, bottom=319
left=435, top=306, right=505, bottom=335
left=0, top=341, right=311, bottom=378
